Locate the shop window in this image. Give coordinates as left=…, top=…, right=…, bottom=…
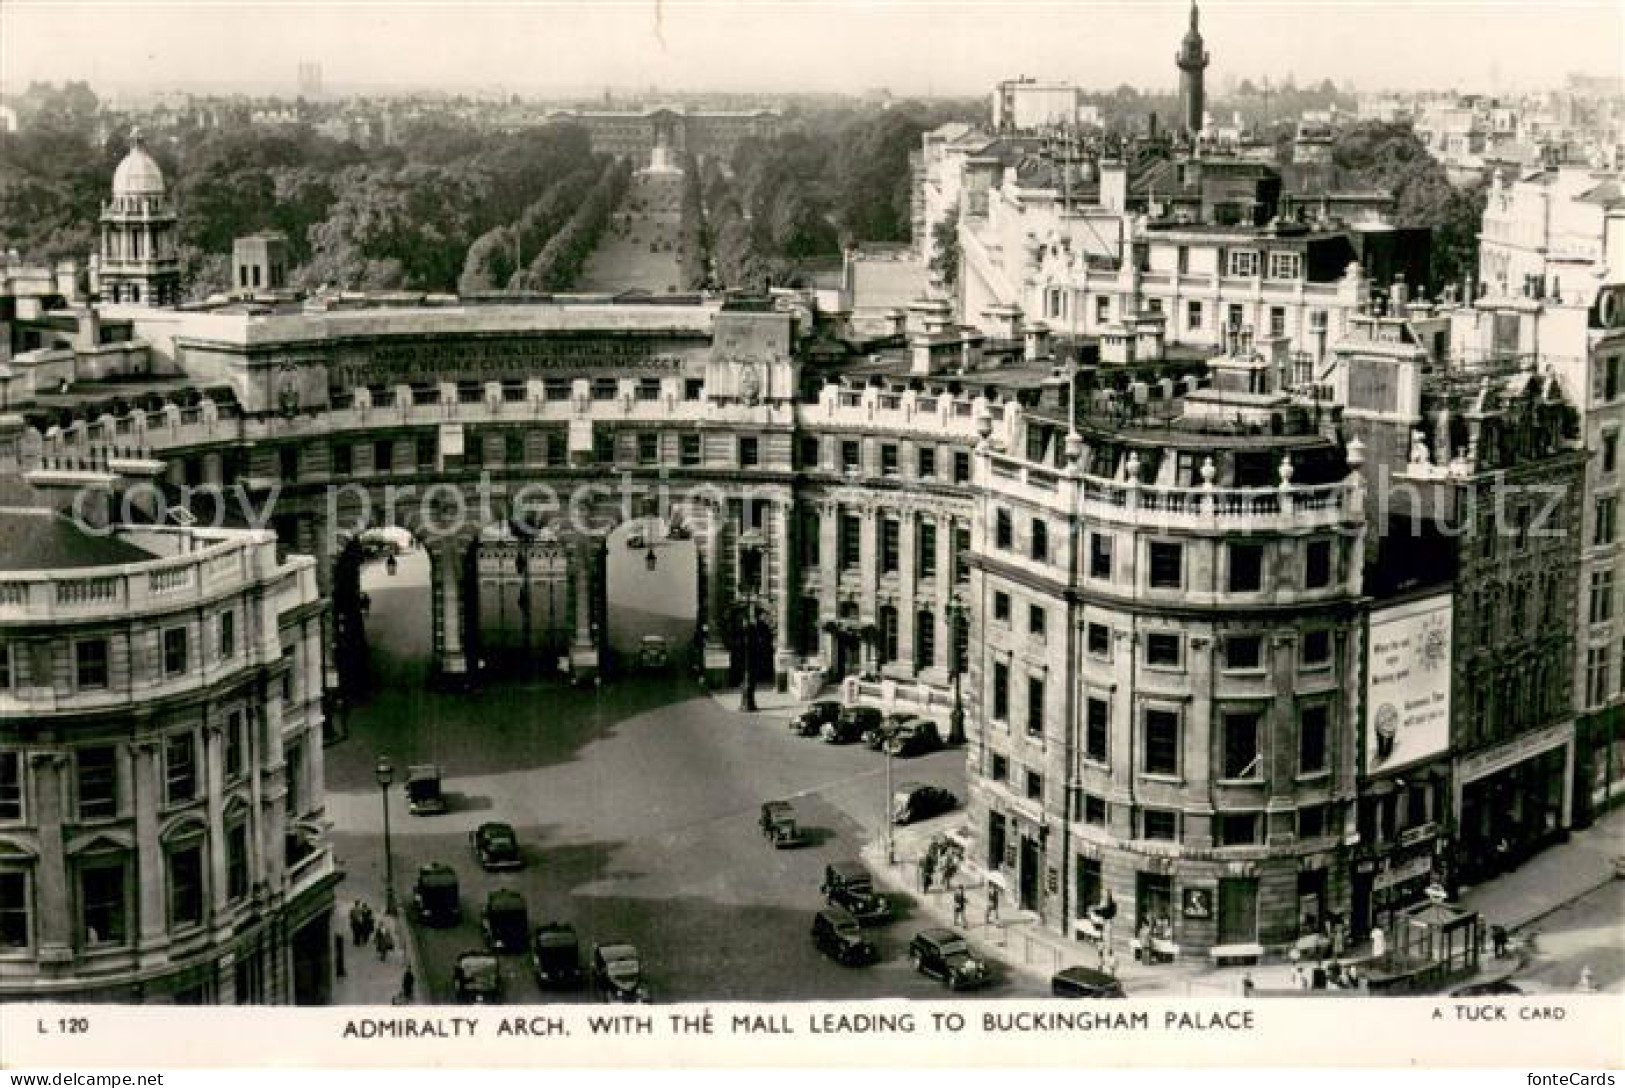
left=1149, top=541, right=1183, bottom=588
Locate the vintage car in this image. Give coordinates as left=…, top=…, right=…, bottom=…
left=406, top=765, right=447, bottom=816
left=811, top=908, right=878, bottom=966
left=909, top=927, right=991, bottom=991
left=411, top=862, right=460, bottom=927
left=592, top=942, right=650, bottom=1003
left=481, top=888, right=530, bottom=954
left=863, top=712, right=915, bottom=750
left=452, top=951, right=502, bottom=1004
left=638, top=635, right=670, bottom=670
left=821, top=861, right=893, bottom=925
left=885, top=719, right=944, bottom=758
left=760, top=800, right=809, bottom=849
left=531, top=922, right=585, bottom=989
left=1051, top=966, right=1127, bottom=999
left=791, top=699, right=843, bottom=737
left=470, top=821, right=523, bottom=871
left=822, top=705, right=882, bottom=744
left=892, top=783, right=958, bottom=825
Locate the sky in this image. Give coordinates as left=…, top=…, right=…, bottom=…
left=2, top=0, right=1622, bottom=100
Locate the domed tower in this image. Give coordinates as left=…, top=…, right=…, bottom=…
left=99, top=128, right=180, bottom=306
left=1175, top=2, right=1210, bottom=139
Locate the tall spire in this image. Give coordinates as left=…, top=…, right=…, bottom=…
left=1175, top=1, right=1211, bottom=139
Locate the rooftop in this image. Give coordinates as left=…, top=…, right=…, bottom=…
left=0, top=507, right=157, bottom=572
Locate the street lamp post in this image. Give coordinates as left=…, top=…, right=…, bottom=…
left=884, top=743, right=895, bottom=866
left=375, top=756, right=398, bottom=917
left=946, top=594, right=968, bottom=746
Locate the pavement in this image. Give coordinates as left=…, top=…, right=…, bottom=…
left=328, top=863, right=425, bottom=1006
left=705, top=682, right=1625, bottom=1000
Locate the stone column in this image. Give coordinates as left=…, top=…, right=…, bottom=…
left=132, top=740, right=166, bottom=946
left=569, top=536, right=601, bottom=679
left=29, top=754, right=72, bottom=960
left=898, top=513, right=917, bottom=674
left=260, top=686, right=288, bottom=891
left=203, top=722, right=229, bottom=919
left=772, top=500, right=795, bottom=685
left=701, top=515, right=732, bottom=681
left=436, top=542, right=469, bottom=679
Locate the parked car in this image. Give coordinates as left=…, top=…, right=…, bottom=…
left=452, top=950, right=502, bottom=1004
left=760, top=800, right=808, bottom=848
left=406, top=765, right=447, bottom=815
left=531, top=922, right=584, bottom=989
left=470, top=821, right=523, bottom=871
left=811, top=908, right=878, bottom=966
left=592, top=942, right=650, bottom=1003
left=886, top=719, right=944, bottom=758
left=909, top=927, right=990, bottom=990
left=481, top=889, right=530, bottom=953
left=864, top=712, right=915, bottom=750
left=791, top=699, right=843, bottom=737
left=821, top=861, right=893, bottom=925
left=823, top=705, right=882, bottom=744
left=411, top=862, right=460, bottom=927
left=1451, top=979, right=1524, bottom=997
left=1051, top=965, right=1127, bottom=999
left=892, top=783, right=958, bottom=825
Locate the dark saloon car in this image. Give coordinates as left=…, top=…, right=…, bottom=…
left=885, top=719, right=943, bottom=757
left=821, top=861, right=893, bottom=925
left=531, top=922, right=584, bottom=989
left=811, top=908, right=878, bottom=966
left=864, top=712, right=915, bottom=750
left=761, top=800, right=809, bottom=848
left=592, top=943, right=650, bottom=1003
left=481, top=889, right=530, bottom=954
left=791, top=699, right=843, bottom=737
left=452, top=951, right=502, bottom=1004
left=406, top=764, right=447, bottom=815
left=823, top=705, right=882, bottom=744
left=892, top=783, right=957, bottom=825
left=411, top=862, right=460, bottom=926
left=909, top=927, right=990, bottom=990
left=1051, top=965, right=1127, bottom=999
left=470, top=821, right=523, bottom=871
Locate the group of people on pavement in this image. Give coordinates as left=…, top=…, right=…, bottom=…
left=347, top=898, right=415, bottom=1002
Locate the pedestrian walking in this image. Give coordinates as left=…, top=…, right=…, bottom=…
left=1491, top=924, right=1509, bottom=959
left=939, top=852, right=959, bottom=890
left=984, top=883, right=1001, bottom=926
left=357, top=901, right=375, bottom=945
left=400, top=966, right=415, bottom=1003
left=1578, top=965, right=1596, bottom=992
left=952, top=886, right=967, bottom=927
left=1292, top=965, right=1306, bottom=990
left=1242, top=973, right=1255, bottom=998
left=919, top=852, right=935, bottom=893
left=374, top=923, right=395, bottom=962
left=1100, top=945, right=1118, bottom=978
left=348, top=901, right=366, bottom=947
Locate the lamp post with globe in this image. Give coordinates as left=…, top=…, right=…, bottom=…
left=374, top=756, right=398, bottom=917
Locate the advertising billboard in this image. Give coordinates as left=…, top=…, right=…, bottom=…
left=1365, top=593, right=1453, bottom=774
